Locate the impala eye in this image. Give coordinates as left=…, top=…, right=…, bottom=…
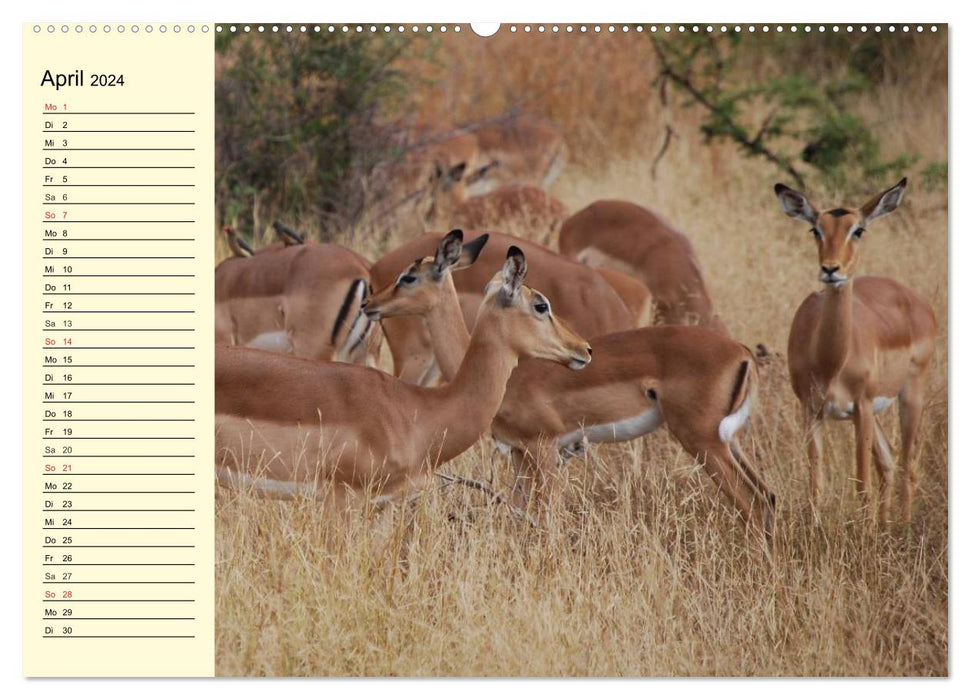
left=398, top=274, right=417, bottom=285
left=852, top=227, right=865, bottom=239
left=811, top=228, right=822, bottom=241
left=534, top=301, right=549, bottom=315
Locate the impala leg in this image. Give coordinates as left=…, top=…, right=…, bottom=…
left=695, top=439, right=776, bottom=544
left=729, top=442, right=778, bottom=506
left=871, top=420, right=897, bottom=523
left=802, top=404, right=825, bottom=513
left=852, top=399, right=875, bottom=516
left=509, top=440, right=561, bottom=524
left=898, top=380, right=927, bottom=523
left=508, top=447, right=541, bottom=516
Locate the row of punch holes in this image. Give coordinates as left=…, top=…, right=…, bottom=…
left=34, top=24, right=939, bottom=35
left=215, top=24, right=938, bottom=35
left=34, top=24, right=207, bottom=33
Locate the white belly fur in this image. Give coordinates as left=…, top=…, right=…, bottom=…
left=245, top=330, right=293, bottom=353
left=216, top=466, right=319, bottom=500
left=556, top=405, right=664, bottom=449
left=825, top=396, right=895, bottom=420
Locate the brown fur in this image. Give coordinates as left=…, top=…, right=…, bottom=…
left=559, top=199, right=727, bottom=335
left=447, top=184, right=569, bottom=243
left=776, top=180, right=937, bottom=522
left=215, top=242, right=378, bottom=365
left=371, top=230, right=634, bottom=384
left=366, top=238, right=776, bottom=540
left=215, top=249, right=591, bottom=505
left=465, top=117, right=566, bottom=193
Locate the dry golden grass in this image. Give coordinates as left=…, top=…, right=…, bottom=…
left=214, top=31, right=948, bottom=677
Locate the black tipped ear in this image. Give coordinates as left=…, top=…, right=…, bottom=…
left=456, top=233, right=489, bottom=270
left=449, top=162, right=467, bottom=182
left=774, top=183, right=818, bottom=224
left=433, top=229, right=464, bottom=278
left=499, top=246, right=527, bottom=304
left=861, top=177, right=907, bottom=223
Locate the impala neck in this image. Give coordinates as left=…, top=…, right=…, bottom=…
left=425, top=277, right=471, bottom=382
left=425, top=320, right=520, bottom=464
left=812, top=278, right=855, bottom=380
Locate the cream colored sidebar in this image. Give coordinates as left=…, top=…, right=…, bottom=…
left=22, top=24, right=215, bottom=676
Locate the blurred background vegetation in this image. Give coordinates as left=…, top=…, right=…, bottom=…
left=216, top=27, right=947, bottom=243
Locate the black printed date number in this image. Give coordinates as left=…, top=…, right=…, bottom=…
left=90, top=74, right=125, bottom=87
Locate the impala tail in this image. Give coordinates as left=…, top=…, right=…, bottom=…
left=718, top=358, right=757, bottom=443
left=331, top=278, right=372, bottom=362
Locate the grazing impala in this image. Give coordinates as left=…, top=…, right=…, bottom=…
left=369, top=126, right=478, bottom=226
left=443, top=184, right=569, bottom=245
left=365, top=231, right=777, bottom=540
left=371, top=230, right=634, bottom=385
left=774, top=178, right=937, bottom=522
left=215, top=242, right=378, bottom=365
left=464, top=117, right=567, bottom=195
left=215, top=247, right=592, bottom=505
left=559, top=200, right=728, bottom=335
left=220, top=225, right=255, bottom=258
left=591, top=266, right=654, bottom=328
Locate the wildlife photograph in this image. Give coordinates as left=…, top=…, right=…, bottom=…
left=211, top=24, right=948, bottom=676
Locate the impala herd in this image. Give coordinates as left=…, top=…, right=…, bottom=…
left=214, top=118, right=937, bottom=548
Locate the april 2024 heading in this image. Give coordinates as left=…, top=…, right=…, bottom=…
left=40, top=70, right=125, bottom=89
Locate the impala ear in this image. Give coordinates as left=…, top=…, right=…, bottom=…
left=774, top=183, right=818, bottom=224
left=433, top=229, right=464, bottom=279
left=449, top=162, right=467, bottom=182
left=455, top=233, right=489, bottom=270
left=436, top=162, right=467, bottom=191
left=498, top=246, right=527, bottom=306
left=861, top=177, right=907, bottom=223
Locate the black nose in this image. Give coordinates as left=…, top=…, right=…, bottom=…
left=821, top=264, right=840, bottom=275
left=587, top=346, right=593, bottom=357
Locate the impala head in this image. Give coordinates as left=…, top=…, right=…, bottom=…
left=423, top=161, right=468, bottom=220
left=774, top=178, right=907, bottom=286
left=482, top=246, right=593, bottom=370
left=364, top=229, right=489, bottom=320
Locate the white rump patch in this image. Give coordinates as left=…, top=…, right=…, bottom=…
left=246, top=330, right=293, bottom=353
left=718, top=394, right=753, bottom=443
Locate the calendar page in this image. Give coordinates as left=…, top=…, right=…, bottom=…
left=20, top=20, right=949, bottom=679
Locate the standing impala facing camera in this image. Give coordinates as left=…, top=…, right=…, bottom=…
left=775, top=178, right=937, bottom=522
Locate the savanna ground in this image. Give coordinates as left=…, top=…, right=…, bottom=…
left=214, top=28, right=948, bottom=676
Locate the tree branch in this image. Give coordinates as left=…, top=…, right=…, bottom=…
left=650, top=37, right=807, bottom=189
